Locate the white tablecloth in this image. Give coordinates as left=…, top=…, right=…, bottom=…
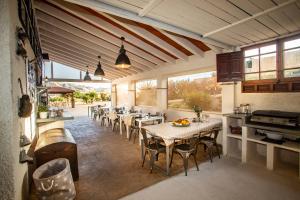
left=144, top=118, right=222, bottom=146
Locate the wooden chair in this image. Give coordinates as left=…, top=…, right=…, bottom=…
left=141, top=128, right=166, bottom=173
left=199, top=127, right=221, bottom=162
left=169, top=135, right=200, bottom=176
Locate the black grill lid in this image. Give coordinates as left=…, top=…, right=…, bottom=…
left=252, top=110, right=300, bottom=119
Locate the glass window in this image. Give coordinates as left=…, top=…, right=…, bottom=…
left=44, top=61, right=52, bottom=78
left=283, top=38, right=300, bottom=78
left=168, top=72, right=221, bottom=112
left=135, top=80, right=157, bottom=106
left=244, top=44, right=277, bottom=81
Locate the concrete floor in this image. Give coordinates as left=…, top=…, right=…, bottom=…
left=31, top=105, right=300, bottom=200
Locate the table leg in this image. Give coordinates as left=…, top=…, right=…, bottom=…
left=166, top=145, right=170, bottom=176
left=126, top=125, right=130, bottom=139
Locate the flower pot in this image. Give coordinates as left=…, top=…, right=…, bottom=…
left=39, top=112, right=48, bottom=119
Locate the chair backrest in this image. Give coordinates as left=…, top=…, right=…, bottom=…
left=123, top=115, right=133, bottom=126
left=140, top=128, right=150, bottom=148
left=108, top=111, right=117, bottom=120
left=207, top=127, right=221, bottom=141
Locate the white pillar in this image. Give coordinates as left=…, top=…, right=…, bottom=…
left=128, top=81, right=135, bottom=108
left=156, top=77, right=168, bottom=110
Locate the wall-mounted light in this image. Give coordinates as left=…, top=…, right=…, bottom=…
left=115, top=37, right=131, bottom=69
left=94, top=55, right=105, bottom=76
left=84, top=65, right=92, bottom=81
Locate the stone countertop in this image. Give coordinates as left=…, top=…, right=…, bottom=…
left=36, top=111, right=74, bottom=124
left=224, top=113, right=251, bottom=119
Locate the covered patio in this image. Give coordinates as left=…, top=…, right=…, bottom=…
left=1, top=0, right=300, bottom=200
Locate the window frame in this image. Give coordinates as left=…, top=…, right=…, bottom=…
left=166, top=71, right=222, bottom=113
left=135, top=79, right=158, bottom=107
left=242, top=34, right=300, bottom=84
left=242, top=41, right=279, bottom=82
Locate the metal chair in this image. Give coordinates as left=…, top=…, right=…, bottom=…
left=199, top=127, right=221, bottom=163
left=141, top=128, right=166, bottom=173
left=169, top=135, right=200, bottom=176
left=129, top=116, right=140, bottom=143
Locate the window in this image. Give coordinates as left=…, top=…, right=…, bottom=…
left=135, top=79, right=157, bottom=106
left=244, top=44, right=277, bottom=81
left=117, top=84, right=129, bottom=107
left=168, top=72, right=221, bottom=112
left=283, top=38, right=300, bottom=78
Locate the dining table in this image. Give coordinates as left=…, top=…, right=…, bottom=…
left=143, top=118, right=222, bottom=175
left=118, top=114, right=164, bottom=139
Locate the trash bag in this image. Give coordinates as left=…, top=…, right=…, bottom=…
left=33, top=158, right=76, bottom=200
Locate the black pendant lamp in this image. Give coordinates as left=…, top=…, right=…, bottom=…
left=94, top=55, right=105, bottom=76
left=115, top=36, right=131, bottom=69
left=84, top=65, right=92, bottom=81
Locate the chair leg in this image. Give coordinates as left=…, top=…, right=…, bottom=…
left=142, top=151, right=147, bottom=167
left=193, top=154, right=199, bottom=171
left=215, top=143, right=221, bottom=159
left=208, top=147, right=213, bottom=163
left=149, top=152, right=156, bottom=173
left=129, top=128, right=133, bottom=141
left=203, top=144, right=207, bottom=152
left=133, top=130, right=137, bottom=143
left=183, top=154, right=188, bottom=176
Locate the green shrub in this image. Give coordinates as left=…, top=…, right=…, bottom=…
left=185, top=92, right=212, bottom=111
left=49, top=96, right=64, bottom=102
left=38, top=105, right=48, bottom=113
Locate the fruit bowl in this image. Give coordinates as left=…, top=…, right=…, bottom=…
left=172, top=118, right=190, bottom=127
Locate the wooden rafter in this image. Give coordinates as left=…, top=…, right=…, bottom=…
left=35, top=1, right=169, bottom=64
left=37, top=24, right=155, bottom=70
left=36, top=13, right=155, bottom=71
left=43, top=0, right=178, bottom=63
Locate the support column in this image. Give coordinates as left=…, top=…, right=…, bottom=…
left=156, top=77, right=168, bottom=110
left=128, top=81, right=135, bottom=108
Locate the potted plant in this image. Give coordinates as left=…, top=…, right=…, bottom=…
left=38, top=105, right=48, bottom=119
left=193, top=105, right=202, bottom=122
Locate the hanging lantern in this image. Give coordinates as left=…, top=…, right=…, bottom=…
left=84, top=65, right=92, bottom=81
left=94, top=55, right=105, bottom=76
left=115, top=37, right=131, bottom=69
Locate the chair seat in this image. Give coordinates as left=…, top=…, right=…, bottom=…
left=199, top=136, right=213, bottom=141
left=148, top=143, right=166, bottom=152
left=174, top=143, right=195, bottom=152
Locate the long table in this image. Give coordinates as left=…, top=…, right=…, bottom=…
left=143, top=118, right=222, bottom=175
left=118, top=114, right=164, bottom=139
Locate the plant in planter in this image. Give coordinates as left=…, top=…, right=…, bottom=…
left=38, top=105, right=49, bottom=119
left=193, top=105, right=202, bottom=122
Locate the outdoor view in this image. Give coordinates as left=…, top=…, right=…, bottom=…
left=48, top=82, right=111, bottom=107
left=136, top=79, right=157, bottom=106
left=168, top=71, right=222, bottom=112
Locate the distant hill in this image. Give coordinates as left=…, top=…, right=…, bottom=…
left=48, top=82, right=111, bottom=93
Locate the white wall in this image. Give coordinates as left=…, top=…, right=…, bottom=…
left=221, top=82, right=300, bottom=113
left=0, top=0, right=37, bottom=199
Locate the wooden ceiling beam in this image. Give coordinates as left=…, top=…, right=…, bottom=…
left=36, top=14, right=156, bottom=70
left=157, top=30, right=204, bottom=56
left=35, top=1, right=168, bottom=65
left=40, top=38, right=138, bottom=75
left=47, top=57, right=119, bottom=80
left=43, top=47, right=126, bottom=78
left=63, top=0, right=233, bottom=50
left=47, top=54, right=121, bottom=80
left=39, top=28, right=153, bottom=72
left=44, top=0, right=177, bottom=63
left=99, top=12, right=189, bottom=60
